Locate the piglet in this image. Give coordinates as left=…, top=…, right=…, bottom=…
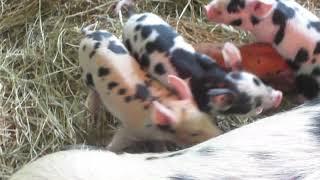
left=115, top=1, right=283, bottom=116
left=78, top=25, right=222, bottom=152
left=195, top=42, right=296, bottom=92
left=10, top=98, right=320, bottom=180
left=205, top=0, right=320, bottom=100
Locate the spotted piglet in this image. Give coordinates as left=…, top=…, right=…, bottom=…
left=79, top=25, right=222, bottom=152
left=205, top=0, right=320, bottom=100
left=115, top=0, right=282, bottom=116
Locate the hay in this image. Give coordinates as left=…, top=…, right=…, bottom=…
left=0, top=0, right=319, bottom=178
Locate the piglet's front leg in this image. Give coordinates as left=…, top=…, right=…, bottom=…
left=107, top=127, right=137, bottom=152
left=85, top=90, right=103, bottom=120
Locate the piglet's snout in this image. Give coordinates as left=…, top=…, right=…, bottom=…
left=273, top=90, right=283, bottom=108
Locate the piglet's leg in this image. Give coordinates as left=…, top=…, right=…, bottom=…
left=85, top=89, right=103, bottom=121
left=107, top=128, right=135, bottom=152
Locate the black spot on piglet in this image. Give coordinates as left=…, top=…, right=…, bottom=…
left=294, top=48, right=309, bottom=64
left=251, top=16, right=260, bottom=25
left=308, top=21, right=320, bottom=32
left=295, top=74, right=319, bottom=99
left=108, top=41, right=127, bottom=54
left=94, top=42, right=101, bottom=49
left=312, top=67, right=320, bottom=76
left=136, top=15, right=147, bottom=22
left=140, top=54, right=150, bottom=68
left=314, top=41, right=320, bottom=55
left=253, top=78, right=261, bottom=86
left=134, top=84, right=150, bottom=101
left=272, top=2, right=295, bottom=45
left=89, top=50, right=96, bottom=59
left=85, top=73, right=94, bottom=87
left=229, top=19, right=242, bottom=26
left=286, top=59, right=300, bottom=71
left=227, top=0, right=245, bottom=13
left=108, top=82, right=119, bottom=90
left=124, top=39, right=132, bottom=52
left=98, top=67, right=110, bottom=77
left=87, top=31, right=112, bottom=41
left=154, top=63, right=166, bottom=75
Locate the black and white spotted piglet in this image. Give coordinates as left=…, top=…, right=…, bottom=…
left=205, top=0, right=320, bottom=100
left=115, top=1, right=282, bottom=116
left=78, top=25, right=221, bottom=152
left=10, top=98, right=320, bottom=180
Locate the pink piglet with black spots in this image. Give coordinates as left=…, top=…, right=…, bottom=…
left=205, top=0, right=320, bottom=101
left=78, top=24, right=222, bottom=152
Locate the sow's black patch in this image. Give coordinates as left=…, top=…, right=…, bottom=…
left=227, top=0, right=245, bottom=13
left=134, top=84, right=150, bottom=101
left=303, top=98, right=320, bottom=141
left=272, top=2, right=295, bottom=45
left=197, top=146, right=216, bottom=156
left=168, top=174, right=197, bottom=180
left=87, top=31, right=112, bottom=41
left=295, top=74, right=319, bottom=99
left=143, top=25, right=178, bottom=54
left=108, top=41, right=127, bottom=54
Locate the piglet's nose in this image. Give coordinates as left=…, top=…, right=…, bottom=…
left=273, top=91, right=283, bottom=108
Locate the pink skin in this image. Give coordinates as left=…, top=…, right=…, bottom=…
left=167, top=75, right=193, bottom=100
left=153, top=75, right=194, bottom=126
left=204, top=0, right=275, bottom=35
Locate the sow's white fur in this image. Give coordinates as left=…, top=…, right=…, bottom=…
left=10, top=100, right=320, bottom=179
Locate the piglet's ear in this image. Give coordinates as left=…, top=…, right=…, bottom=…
left=208, top=88, right=235, bottom=110
left=248, top=0, right=274, bottom=18
left=168, top=75, right=193, bottom=100
left=204, top=5, right=223, bottom=20
left=152, top=101, right=177, bottom=126
left=222, top=42, right=242, bottom=71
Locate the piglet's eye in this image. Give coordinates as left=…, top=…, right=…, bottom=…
left=216, top=10, right=222, bottom=15
left=190, top=131, right=202, bottom=137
